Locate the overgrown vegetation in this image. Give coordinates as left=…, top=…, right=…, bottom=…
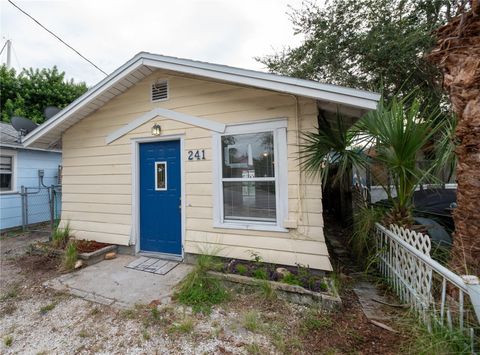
left=51, top=223, right=70, bottom=249
left=62, top=241, right=78, bottom=270
left=175, top=254, right=229, bottom=313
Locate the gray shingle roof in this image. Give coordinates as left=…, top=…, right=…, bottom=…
left=0, top=122, right=22, bottom=147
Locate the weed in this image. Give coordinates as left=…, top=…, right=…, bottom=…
left=52, top=223, right=70, bottom=249
left=78, top=329, right=89, bottom=338
left=90, top=307, right=101, bottom=315
left=142, top=329, right=151, bottom=341
left=401, top=318, right=473, bottom=354
left=243, top=310, right=262, bottom=332
left=1, top=303, right=17, bottom=316
left=4, top=335, right=13, bottom=347
left=168, top=318, right=194, bottom=334
left=351, top=206, right=385, bottom=268
left=40, top=303, right=56, bottom=314
left=300, top=309, right=332, bottom=333
left=257, top=279, right=276, bottom=301
left=175, top=253, right=229, bottom=313
left=0, top=285, right=19, bottom=301
left=62, top=241, right=78, bottom=270
left=150, top=306, right=160, bottom=321
left=249, top=251, right=263, bottom=264
left=253, top=267, right=268, bottom=280
left=245, top=342, right=262, bottom=354
left=121, top=308, right=136, bottom=319
left=281, top=273, right=302, bottom=286
left=235, top=264, right=248, bottom=275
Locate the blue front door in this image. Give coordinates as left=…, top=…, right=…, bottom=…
left=139, top=140, right=181, bottom=255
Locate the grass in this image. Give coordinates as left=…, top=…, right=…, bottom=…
left=3, top=335, right=13, bottom=347
left=245, top=342, right=263, bottom=354
left=62, top=241, right=78, bottom=270
left=235, top=264, right=248, bottom=275
left=243, top=310, right=262, bottom=332
left=257, top=279, right=276, bottom=301
left=168, top=318, right=194, bottom=334
left=78, top=329, right=89, bottom=338
left=0, top=286, right=19, bottom=302
left=253, top=268, right=268, bottom=280
left=175, top=254, right=229, bottom=313
left=281, top=273, right=302, bottom=286
left=401, top=319, right=473, bottom=354
left=142, top=329, right=151, bottom=341
left=52, top=223, right=70, bottom=249
left=300, top=308, right=332, bottom=335
left=40, top=303, right=56, bottom=314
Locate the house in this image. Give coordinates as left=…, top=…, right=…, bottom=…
left=21, top=53, right=379, bottom=271
left=0, top=122, right=62, bottom=230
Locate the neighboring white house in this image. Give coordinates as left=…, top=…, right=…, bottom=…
left=0, top=122, right=62, bottom=230
left=22, top=53, right=380, bottom=271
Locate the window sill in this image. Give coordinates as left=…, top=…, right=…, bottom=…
left=213, top=221, right=288, bottom=233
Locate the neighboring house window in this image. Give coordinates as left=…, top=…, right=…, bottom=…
left=0, top=153, right=16, bottom=192
left=214, top=119, right=288, bottom=232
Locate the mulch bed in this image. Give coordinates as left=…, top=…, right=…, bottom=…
left=74, top=240, right=111, bottom=253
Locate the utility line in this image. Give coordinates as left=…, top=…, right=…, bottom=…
left=7, top=0, right=108, bottom=76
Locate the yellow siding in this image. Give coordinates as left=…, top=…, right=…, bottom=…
left=61, top=71, right=331, bottom=271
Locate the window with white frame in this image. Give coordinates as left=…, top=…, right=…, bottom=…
left=214, top=120, right=288, bottom=231
left=0, top=154, right=15, bottom=192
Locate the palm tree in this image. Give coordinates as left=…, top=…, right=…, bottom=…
left=428, top=1, right=480, bottom=275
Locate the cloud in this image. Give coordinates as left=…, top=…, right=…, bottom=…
left=1, top=0, right=305, bottom=86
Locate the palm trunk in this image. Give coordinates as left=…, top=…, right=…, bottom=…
left=428, top=2, right=480, bottom=275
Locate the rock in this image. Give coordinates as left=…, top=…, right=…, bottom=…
left=104, top=252, right=117, bottom=260
left=276, top=267, right=290, bottom=277
left=74, top=260, right=84, bottom=269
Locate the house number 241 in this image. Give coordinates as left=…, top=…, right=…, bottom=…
left=187, top=150, right=206, bottom=160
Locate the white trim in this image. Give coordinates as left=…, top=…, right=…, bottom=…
left=0, top=149, right=17, bottom=194
left=212, top=119, right=288, bottom=233
left=23, top=52, right=379, bottom=148
left=130, top=134, right=185, bottom=258
left=154, top=161, right=167, bottom=191
left=0, top=144, right=61, bottom=153
left=106, top=107, right=226, bottom=144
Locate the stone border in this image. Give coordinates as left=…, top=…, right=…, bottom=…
left=208, top=271, right=342, bottom=310
left=78, top=245, right=117, bottom=266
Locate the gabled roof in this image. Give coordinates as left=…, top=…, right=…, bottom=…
left=23, top=52, right=380, bottom=148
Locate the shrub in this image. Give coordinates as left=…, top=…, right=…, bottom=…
left=175, top=254, right=229, bottom=313
left=62, top=241, right=78, bottom=270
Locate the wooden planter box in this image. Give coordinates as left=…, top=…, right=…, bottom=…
left=208, top=271, right=342, bottom=309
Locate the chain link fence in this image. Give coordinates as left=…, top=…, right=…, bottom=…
left=20, top=185, right=62, bottom=232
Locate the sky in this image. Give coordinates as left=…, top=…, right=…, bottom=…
left=0, top=0, right=307, bottom=86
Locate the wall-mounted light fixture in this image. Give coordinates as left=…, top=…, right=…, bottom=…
left=151, top=123, right=161, bottom=136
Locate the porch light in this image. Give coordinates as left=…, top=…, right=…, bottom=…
left=151, top=123, right=161, bottom=136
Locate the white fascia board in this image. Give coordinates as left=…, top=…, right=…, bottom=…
left=22, top=54, right=146, bottom=147
left=141, top=55, right=380, bottom=110
left=106, top=107, right=226, bottom=144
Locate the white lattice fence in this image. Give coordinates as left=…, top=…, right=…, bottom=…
left=375, top=223, right=480, bottom=351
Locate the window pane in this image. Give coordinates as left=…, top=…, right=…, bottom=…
left=223, top=181, right=276, bottom=222
left=0, top=156, right=12, bottom=172
left=222, top=132, right=274, bottom=178
left=0, top=174, right=12, bottom=191
left=155, top=162, right=167, bottom=190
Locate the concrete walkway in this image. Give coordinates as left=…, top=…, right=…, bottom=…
left=44, top=255, right=192, bottom=308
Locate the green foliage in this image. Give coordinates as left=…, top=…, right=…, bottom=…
left=3, top=335, right=13, bottom=347
left=175, top=254, right=229, bottom=313
left=0, top=65, right=87, bottom=123
left=168, top=318, right=194, bottom=334
left=300, top=308, right=332, bottom=334
left=253, top=268, right=268, bottom=280
left=235, top=264, right=248, bottom=275
left=62, top=241, right=78, bottom=270
left=351, top=206, right=386, bottom=266
left=258, top=0, right=466, bottom=111
left=281, top=273, right=301, bottom=286
left=40, top=303, right=56, bottom=314
left=243, top=310, right=262, bottom=332
left=52, top=223, right=70, bottom=249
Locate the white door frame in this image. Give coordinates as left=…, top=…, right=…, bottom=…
left=131, top=134, right=185, bottom=260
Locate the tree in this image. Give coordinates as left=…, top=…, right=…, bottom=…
left=428, top=1, right=480, bottom=276
left=0, top=65, right=87, bottom=124
left=258, top=0, right=468, bottom=108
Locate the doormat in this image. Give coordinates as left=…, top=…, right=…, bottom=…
left=125, top=257, right=179, bottom=275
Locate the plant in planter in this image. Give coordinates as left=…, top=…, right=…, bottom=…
left=63, top=241, right=78, bottom=270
